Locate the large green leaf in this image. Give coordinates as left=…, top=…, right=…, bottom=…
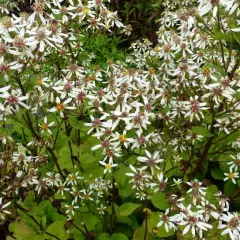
left=46, top=220, right=68, bottom=240
left=58, top=150, right=72, bottom=170
left=224, top=180, right=238, bottom=197
left=6, top=237, right=16, bottom=240
left=192, top=126, right=213, bottom=137
left=114, top=164, right=129, bottom=187
left=210, top=167, right=224, bottom=180
left=23, top=191, right=35, bottom=209
left=233, top=32, right=240, bottom=44
left=118, top=181, right=135, bottom=198
left=151, top=193, right=169, bottom=210
left=33, top=235, right=45, bottom=240
left=54, top=133, right=69, bottom=150
left=110, top=233, right=128, bottom=240
left=80, top=153, right=97, bottom=170
left=133, top=227, right=153, bottom=240
left=118, top=202, right=141, bottom=216
left=98, top=233, right=110, bottom=240
left=30, top=200, right=65, bottom=222
left=144, top=212, right=175, bottom=238
left=9, top=221, right=36, bottom=240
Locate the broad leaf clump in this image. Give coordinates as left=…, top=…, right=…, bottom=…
left=0, top=0, right=240, bottom=239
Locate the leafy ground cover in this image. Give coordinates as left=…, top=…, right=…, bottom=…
left=0, top=0, right=240, bottom=239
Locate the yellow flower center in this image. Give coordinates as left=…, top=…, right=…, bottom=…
left=72, top=175, right=77, bottom=180
left=203, top=68, right=210, bottom=76
left=105, top=24, right=110, bottom=30
left=119, top=135, right=126, bottom=142
left=36, top=78, right=42, bottom=85
left=139, top=191, right=145, bottom=197
left=41, top=123, right=48, bottom=130
left=154, top=46, right=160, bottom=53
left=83, top=7, right=89, bottom=15
left=89, top=75, right=95, bottom=81
left=56, top=103, right=64, bottom=111
left=148, top=68, right=155, bottom=75
left=105, top=163, right=111, bottom=169
left=229, top=172, right=235, bottom=179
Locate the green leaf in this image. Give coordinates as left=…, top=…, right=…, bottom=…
left=118, top=180, right=135, bottom=198
left=224, top=180, right=238, bottom=197
left=213, top=22, right=220, bottom=35
left=192, top=126, right=213, bottom=137
left=41, top=216, right=47, bottom=230
left=69, top=119, right=90, bottom=133
left=9, top=221, right=36, bottom=240
left=133, top=227, right=153, bottom=240
left=216, top=131, right=240, bottom=146
left=118, top=202, right=141, bottom=216
left=54, top=133, right=69, bottom=150
left=23, top=191, right=35, bottom=209
left=30, top=200, right=65, bottom=222
left=151, top=193, right=169, bottom=210
left=215, top=32, right=231, bottom=42
left=145, top=212, right=175, bottom=238
left=126, top=155, right=138, bottom=165
left=114, top=224, right=133, bottom=237
left=114, top=164, right=128, bottom=187
left=18, top=144, right=27, bottom=154
left=98, top=233, right=110, bottom=240
left=33, top=235, right=45, bottom=240
left=233, top=32, right=240, bottom=44
left=235, top=91, right=240, bottom=99
left=210, top=167, right=224, bottom=180
left=86, top=136, right=101, bottom=148
left=73, top=227, right=85, bottom=240
left=82, top=212, right=99, bottom=231
left=80, top=154, right=96, bottom=164
left=116, top=208, right=133, bottom=226
left=197, top=159, right=208, bottom=180
left=110, top=233, right=128, bottom=240
left=6, top=237, right=15, bottom=240
left=80, top=153, right=97, bottom=171
left=46, top=220, right=68, bottom=240
left=205, top=185, right=219, bottom=205
left=58, top=150, right=72, bottom=170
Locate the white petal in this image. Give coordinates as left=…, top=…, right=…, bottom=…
left=91, top=144, right=101, bottom=151
left=231, top=28, right=240, bottom=32
left=0, top=85, right=10, bottom=92
left=182, top=225, right=191, bottom=235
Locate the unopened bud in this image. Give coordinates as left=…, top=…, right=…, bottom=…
left=231, top=50, right=238, bottom=57
left=143, top=208, right=151, bottom=216
left=152, top=227, right=158, bottom=235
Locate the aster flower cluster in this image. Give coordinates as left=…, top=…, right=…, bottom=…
left=0, top=0, right=240, bottom=239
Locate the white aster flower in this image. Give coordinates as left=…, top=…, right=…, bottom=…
left=0, top=197, right=11, bottom=219
left=48, top=97, right=75, bottom=118
left=99, top=159, right=118, bottom=174
left=39, top=116, right=54, bottom=135
left=224, top=171, right=239, bottom=184
left=137, top=150, right=164, bottom=175
left=64, top=201, right=79, bottom=216
left=219, top=212, right=240, bottom=240
left=157, top=209, right=179, bottom=232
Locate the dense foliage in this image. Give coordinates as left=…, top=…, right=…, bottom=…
left=1, top=0, right=240, bottom=239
